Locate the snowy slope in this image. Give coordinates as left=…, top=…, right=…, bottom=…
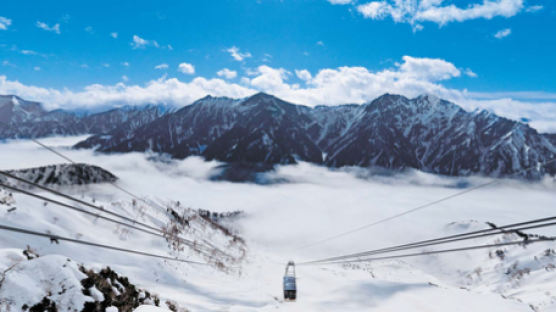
left=0, top=136, right=555, bottom=311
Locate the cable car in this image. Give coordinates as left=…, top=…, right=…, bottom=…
left=283, top=260, right=297, bottom=301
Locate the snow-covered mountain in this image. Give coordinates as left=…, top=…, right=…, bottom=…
left=2, top=163, right=117, bottom=186
left=323, top=94, right=556, bottom=179
left=0, top=95, right=169, bottom=139
left=1, top=137, right=555, bottom=311
left=75, top=93, right=556, bottom=179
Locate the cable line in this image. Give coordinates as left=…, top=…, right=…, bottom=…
left=297, top=158, right=556, bottom=250
left=0, top=182, right=229, bottom=259
left=0, top=163, right=233, bottom=259
left=302, top=236, right=555, bottom=266
left=300, top=218, right=556, bottom=264
left=0, top=169, right=161, bottom=233
left=31, top=138, right=167, bottom=213
left=0, top=223, right=208, bottom=265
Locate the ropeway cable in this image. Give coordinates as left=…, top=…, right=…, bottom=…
left=31, top=138, right=146, bottom=201
left=301, top=236, right=555, bottom=266
left=27, top=138, right=230, bottom=256
left=300, top=217, right=556, bottom=264
left=0, top=223, right=208, bottom=265
left=0, top=182, right=231, bottom=259
left=297, top=158, right=556, bottom=250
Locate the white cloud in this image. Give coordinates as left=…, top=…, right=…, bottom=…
left=121, top=75, right=129, bottom=82
left=398, top=55, right=460, bottom=81
left=494, top=28, right=511, bottom=39
left=0, top=17, right=12, bottom=30
left=84, top=26, right=94, bottom=34
left=102, top=63, right=110, bottom=68
left=155, top=63, right=169, bottom=70
left=33, top=66, right=41, bottom=71
left=525, top=5, right=543, bottom=12
left=110, top=32, right=118, bottom=39
left=328, top=0, right=352, bottom=4
left=131, top=35, right=159, bottom=49
left=316, top=41, right=325, bottom=46
left=0, top=75, right=253, bottom=111
left=247, top=65, right=291, bottom=94
left=178, top=62, right=195, bottom=75
left=227, top=46, right=252, bottom=61
left=122, top=62, right=130, bottom=67
left=20, top=50, right=38, bottom=56
left=295, top=69, right=312, bottom=81
left=217, top=68, right=237, bottom=79
left=357, top=0, right=524, bottom=27
left=36, top=21, right=61, bottom=34
left=464, top=68, right=478, bottom=78
left=1, top=56, right=555, bottom=132
left=2, top=60, right=15, bottom=67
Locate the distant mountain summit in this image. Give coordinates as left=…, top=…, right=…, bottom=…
left=73, top=92, right=556, bottom=179
left=0, top=94, right=169, bottom=139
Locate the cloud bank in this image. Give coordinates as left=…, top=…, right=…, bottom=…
left=356, top=0, right=525, bottom=28
left=0, top=55, right=555, bottom=132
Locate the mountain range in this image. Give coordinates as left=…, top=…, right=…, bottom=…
left=0, top=94, right=168, bottom=139
left=2, top=93, right=555, bottom=179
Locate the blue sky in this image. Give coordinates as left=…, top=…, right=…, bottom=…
left=0, top=0, right=555, bottom=131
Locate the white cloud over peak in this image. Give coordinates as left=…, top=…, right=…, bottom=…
left=217, top=68, right=238, bottom=79
left=1, top=55, right=555, bottom=132
left=36, top=21, right=61, bottom=34
left=0, top=17, right=12, bottom=30
left=227, top=46, right=252, bottom=61
left=398, top=55, right=460, bottom=81
left=494, top=28, right=511, bottom=39
left=178, top=62, right=195, bottom=75
left=0, top=75, right=253, bottom=110
left=356, top=0, right=524, bottom=27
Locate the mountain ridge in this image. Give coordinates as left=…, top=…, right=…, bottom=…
left=72, top=92, right=556, bottom=179
left=0, top=94, right=171, bottom=139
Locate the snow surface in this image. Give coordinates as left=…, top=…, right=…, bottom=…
left=0, top=136, right=555, bottom=311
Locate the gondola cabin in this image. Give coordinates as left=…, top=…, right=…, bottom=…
left=283, top=261, right=297, bottom=301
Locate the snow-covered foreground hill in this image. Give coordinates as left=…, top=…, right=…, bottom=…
left=1, top=136, right=555, bottom=311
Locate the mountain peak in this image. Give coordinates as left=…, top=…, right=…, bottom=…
left=248, top=92, right=277, bottom=101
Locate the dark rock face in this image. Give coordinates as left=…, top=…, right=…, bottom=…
left=80, top=266, right=161, bottom=312
left=323, top=94, right=556, bottom=179
left=74, top=92, right=556, bottom=178
left=3, top=164, right=117, bottom=186
left=78, top=93, right=323, bottom=164
left=0, top=94, right=168, bottom=139
left=544, top=133, right=556, bottom=146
